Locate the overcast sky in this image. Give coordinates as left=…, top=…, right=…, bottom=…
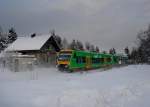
left=0, top=0, right=150, bottom=52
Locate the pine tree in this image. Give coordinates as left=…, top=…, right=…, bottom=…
left=69, top=39, right=77, bottom=50
left=109, top=48, right=113, bottom=54
left=136, top=24, right=150, bottom=63
left=55, top=35, right=62, bottom=46
left=130, top=48, right=138, bottom=63
left=85, top=42, right=90, bottom=51
left=0, top=36, right=7, bottom=52
left=50, top=30, right=62, bottom=49
left=0, top=37, right=4, bottom=52
left=0, top=26, right=3, bottom=37
left=0, top=26, right=6, bottom=52
left=76, top=40, right=84, bottom=50
left=90, top=44, right=95, bottom=52
left=95, top=46, right=99, bottom=53
left=8, top=27, right=17, bottom=44
left=112, top=48, right=116, bottom=54
left=102, top=51, right=107, bottom=54
left=62, top=38, right=69, bottom=49
left=124, top=47, right=129, bottom=55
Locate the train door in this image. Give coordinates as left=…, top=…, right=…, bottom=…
left=86, top=56, right=91, bottom=69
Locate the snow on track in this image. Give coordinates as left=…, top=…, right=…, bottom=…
left=0, top=65, right=150, bottom=107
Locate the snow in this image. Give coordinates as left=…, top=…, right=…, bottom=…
left=0, top=51, right=5, bottom=57
left=5, top=35, right=51, bottom=51
left=0, top=65, right=150, bottom=107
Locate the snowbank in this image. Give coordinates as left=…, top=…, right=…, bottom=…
left=0, top=65, right=150, bottom=107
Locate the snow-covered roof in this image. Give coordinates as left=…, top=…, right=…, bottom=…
left=6, top=35, right=51, bottom=51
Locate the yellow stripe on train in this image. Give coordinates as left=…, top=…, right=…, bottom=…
left=57, top=61, right=69, bottom=65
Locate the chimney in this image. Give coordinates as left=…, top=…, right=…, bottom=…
left=31, top=33, right=36, bottom=38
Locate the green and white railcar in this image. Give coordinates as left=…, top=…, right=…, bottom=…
left=57, top=50, right=119, bottom=72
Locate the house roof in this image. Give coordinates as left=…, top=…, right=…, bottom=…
left=6, top=35, right=51, bottom=51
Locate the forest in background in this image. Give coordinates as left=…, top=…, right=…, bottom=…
left=1, top=24, right=150, bottom=63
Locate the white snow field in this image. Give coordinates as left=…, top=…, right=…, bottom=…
left=0, top=65, right=150, bottom=107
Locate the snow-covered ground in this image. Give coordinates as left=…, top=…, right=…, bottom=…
left=0, top=65, right=150, bottom=107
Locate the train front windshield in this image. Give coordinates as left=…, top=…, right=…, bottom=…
left=58, top=54, right=71, bottom=61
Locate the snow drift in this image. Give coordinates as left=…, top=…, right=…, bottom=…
left=0, top=65, right=150, bottom=107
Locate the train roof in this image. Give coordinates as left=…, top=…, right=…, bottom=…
left=60, top=50, right=116, bottom=57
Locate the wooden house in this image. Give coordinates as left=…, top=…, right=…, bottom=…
left=6, top=34, right=61, bottom=66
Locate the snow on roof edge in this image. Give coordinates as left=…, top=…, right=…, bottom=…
left=6, top=34, right=51, bottom=51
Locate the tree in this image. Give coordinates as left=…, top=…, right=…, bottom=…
left=0, top=26, right=3, bottom=37
left=136, top=24, right=150, bottom=63
left=85, top=42, right=90, bottom=51
left=130, top=47, right=139, bottom=63
left=102, top=51, right=107, bottom=54
left=124, top=47, right=129, bottom=55
left=76, top=40, right=84, bottom=50
left=109, top=48, right=116, bottom=54
left=50, top=30, right=62, bottom=48
left=0, top=26, right=7, bottom=52
left=62, top=37, right=69, bottom=49
left=109, top=48, right=113, bottom=54
left=95, top=46, right=99, bottom=53
left=90, top=44, right=95, bottom=52
left=0, top=37, right=5, bottom=52
left=8, top=27, right=17, bottom=44
left=55, top=35, right=62, bottom=46
left=0, top=27, right=18, bottom=53
left=69, top=39, right=77, bottom=50
left=113, top=48, right=116, bottom=54
left=124, top=46, right=130, bottom=60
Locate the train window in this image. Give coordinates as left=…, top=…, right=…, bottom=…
left=92, top=58, right=100, bottom=63
left=107, top=58, right=112, bottom=62
left=58, top=54, right=71, bottom=61
left=92, top=58, right=95, bottom=63
left=76, top=57, right=81, bottom=64
left=82, top=57, right=86, bottom=63
left=76, top=56, right=86, bottom=64
left=98, top=58, right=100, bottom=63
left=100, top=58, right=104, bottom=63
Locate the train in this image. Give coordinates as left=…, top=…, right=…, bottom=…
left=56, top=49, right=127, bottom=72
